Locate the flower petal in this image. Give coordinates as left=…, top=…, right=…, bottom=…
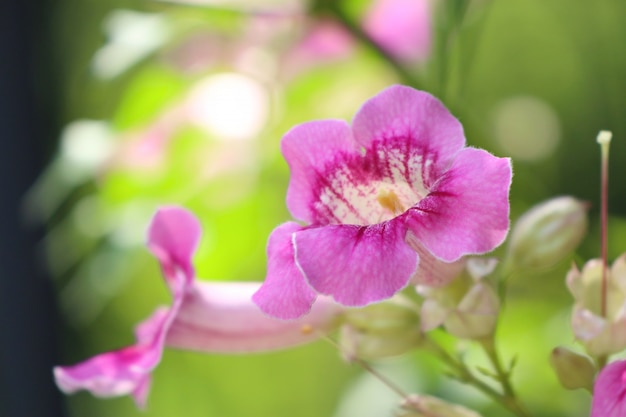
left=591, top=359, right=626, bottom=417
left=54, top=206, right=198, bottom=407
left=168, top=282, right=342, bottom=352
left=252, top=222, right=318, bottom=320
left=407, top=148, right=512, bottom=262
left=53, top=305, right=175, bottom=409
left=352, top=85, right=465, bottom=184
left=407, top=234, right=465, bottom=287
left=147, top=206, right=202, bottom=281
left=294, top=219, right=418, bottom=306
left=282, top=120, right=358, bottom=223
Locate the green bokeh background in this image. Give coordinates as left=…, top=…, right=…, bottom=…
left=40, top=1, right=626, bottom=416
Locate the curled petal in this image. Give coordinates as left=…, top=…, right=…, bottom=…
left=591, top=360, right=626, bottom=417
left=55, top=207, right=195, bottom=407
left=252, top=222, right=318, bottom=320
left=294, top=219, right=418, bottom=306
left=147, top=206, right=201, bottom=282
left=54, top=305, right=176, bottom=409
left=407, top=148, right=512, bottom=262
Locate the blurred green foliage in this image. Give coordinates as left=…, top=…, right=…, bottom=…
left=38, top=0, right=626, bottom=416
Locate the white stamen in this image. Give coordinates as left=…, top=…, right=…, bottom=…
left=597, top=130, right=612, bottom=146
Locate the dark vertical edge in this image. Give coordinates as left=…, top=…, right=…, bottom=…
left=0, top=0, right=67, bottom=416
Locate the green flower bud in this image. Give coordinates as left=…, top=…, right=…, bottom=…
left=339, top=296, right=422, bottom=360
left=549, top=346, right=596, bottom=391
left=507, top=196, right=588, bottom=270
left=398, top=394, right=483, bottom=417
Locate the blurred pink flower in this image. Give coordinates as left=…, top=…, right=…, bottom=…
left=54, top=207, right=342, bottom=408
left=283, top=0, right=432, bottom=77
left=107, top=107, right=183, bottom=172
left=591, top=359, right=626, bottom=417
left=363, top=0, right=432, bottom=62
left=282, top=19, right=355, bottom=76
left=253, top=85, right=512, bottom=320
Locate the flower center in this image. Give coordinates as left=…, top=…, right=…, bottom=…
left=377, top=189, right=407, bottom=216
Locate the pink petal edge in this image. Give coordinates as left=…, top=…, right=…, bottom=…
left=282, top=120, right=357, bottom=224
left=407, top=148, right=512, bottom=262
left=252, top=222, right=318, bottom=320
left=351, top=85, right=466, bottom=180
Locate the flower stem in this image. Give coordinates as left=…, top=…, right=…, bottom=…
left=320, top=334, right=410, bottom=399
left=597, top=130, right=612, bottom=318
left=479, top=338, right=520, bottom=403
left=423, top=336, right=533, bottom=417
left=355, top=358, right=411, bottom=399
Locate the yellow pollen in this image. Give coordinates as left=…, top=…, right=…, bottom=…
left=377, top=189, right=405, bottom=215
left=300, top=324, right=314, bottom=335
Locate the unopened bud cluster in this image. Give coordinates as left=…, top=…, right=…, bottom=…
left=418, top=258, right=499, bottom=339
left=567, top=255, right=626, bottom=356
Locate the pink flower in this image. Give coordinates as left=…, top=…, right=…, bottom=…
left=253, top=85, right=511, bottom=320
left=363, top=0, right=432, bottom=62
left=283, top=0, right=432, bottom=78
left=54, top=207, right=342, bottom=408
left=591, top=359, right=626, bottom=417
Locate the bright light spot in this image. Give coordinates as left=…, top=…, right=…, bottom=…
left=92, top=10, right=170, bottom=79
left=61, top=120, right=115, bottom=173
left=186, top=73, right=269, bottom=141
left=492, top=96, right=561, bottom=161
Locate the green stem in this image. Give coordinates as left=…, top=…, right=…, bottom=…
left=479, top=338, right=532, bottom=417
left=434, top=0, right=471, bottom=101
left=423, top=337, right=533, bottom=417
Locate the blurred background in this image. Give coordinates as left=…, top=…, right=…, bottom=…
left=3, top=0, right=626, bottom=416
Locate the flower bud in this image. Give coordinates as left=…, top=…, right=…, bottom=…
left=549, top=346, right=596, bottom=391
left=567, top=256, right=626, bottom=356
left=507, top=196, right=588, bottom=270
left=398, top=394, right=483, bottom=417
left=339, top=295, right=422, bottom=360
left=418, top=259, right=499, bottom=339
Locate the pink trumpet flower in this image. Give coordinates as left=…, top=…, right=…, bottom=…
left=590, top=359, right=626, bottom=417
left=253, top=85, right=512, bottom=320
left=53, top=207, right=342, bottom=408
